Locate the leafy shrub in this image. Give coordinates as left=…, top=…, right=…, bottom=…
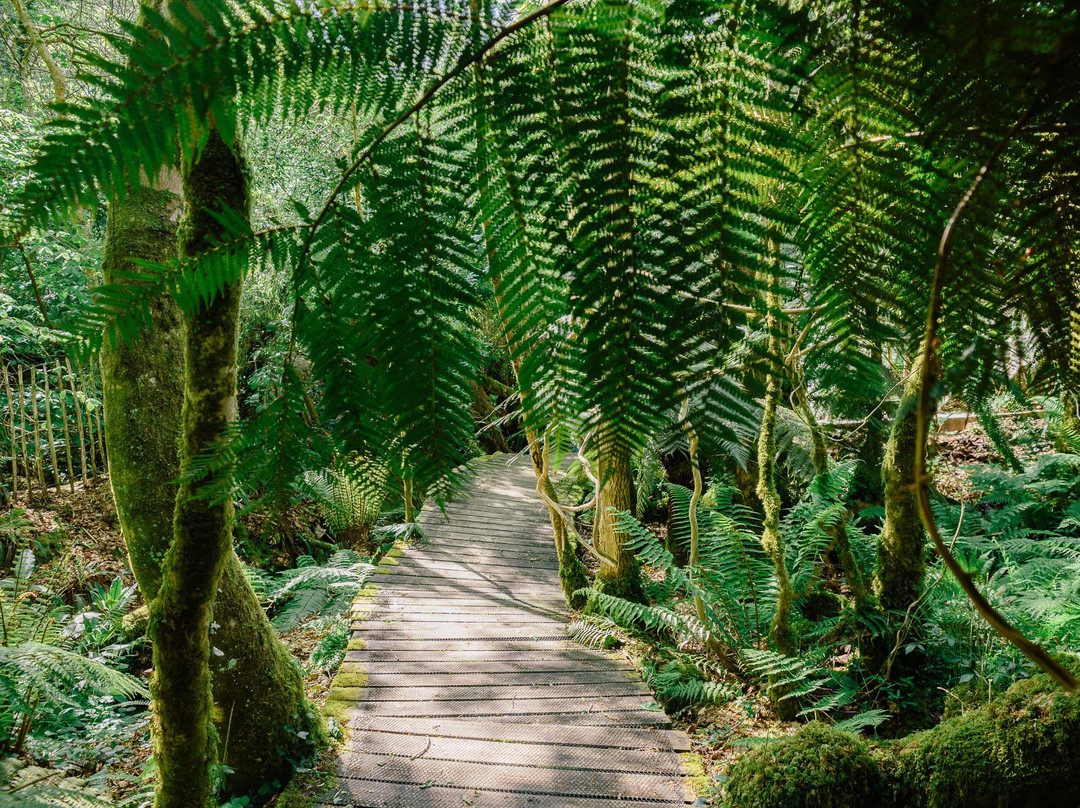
left=0, top=549, right=147, bottom=754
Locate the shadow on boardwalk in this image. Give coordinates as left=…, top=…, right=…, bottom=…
left=321, top=454, right=695, bottom=808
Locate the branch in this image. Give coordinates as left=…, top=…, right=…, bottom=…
left=17, top=244, right=52, bottom=328
left=914, top=107, right=1077, bottom=692
left=9, top=0, right=66, bottom=104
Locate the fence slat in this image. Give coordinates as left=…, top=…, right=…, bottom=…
left=29, top=366, right=45, bottom=488
left=56, top=360, right=75, bottom=494
left=16, top=366, right=33, bottom=498
left=3, top=366, right=17, bottom=500
left=42, top=365, right=60, bottom=494
left=65, top=358, right=89, bottom=485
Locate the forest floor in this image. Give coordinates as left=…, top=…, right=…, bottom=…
left=6, top=477, right=342, bottom=805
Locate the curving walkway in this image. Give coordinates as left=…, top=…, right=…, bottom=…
left=321, top=455, right=696, bottom=807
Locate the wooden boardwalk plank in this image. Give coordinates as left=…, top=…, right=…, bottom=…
left=346, top=732, right=686, bottom=774
left=340, top=757, right=693, bottom=802
left=346, top=716, right=690, bottom=750
left=327, top=456, right=693, bottom=807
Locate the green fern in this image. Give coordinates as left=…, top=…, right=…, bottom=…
left=256, top=551, right=374, bottom=634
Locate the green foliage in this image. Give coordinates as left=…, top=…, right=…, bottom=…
left=300, top=458, right=389, bottom=544
left=0, top=549, right=147, bottom=755
left=918, top=454, right=1080, bottom=688
left=643, top=659, right=736, bottom=714
left=246, top=550, right=373, bottom=634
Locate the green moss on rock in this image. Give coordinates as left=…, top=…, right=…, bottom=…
left=725, top=723, right=882, bottom=808
left=890, top=668, right=1080, bottom=808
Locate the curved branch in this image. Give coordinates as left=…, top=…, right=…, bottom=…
left=914, top=108, right=1077, bottom=692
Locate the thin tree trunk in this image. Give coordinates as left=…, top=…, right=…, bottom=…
left=874, top=353, right=931, bottom=612
left=793, top=379, right=869, bottom=605
left=757, top=355, right=796, bottom=657
left=55, top=361, right=75, bottom=493
left=8, top=0, right=66, bottom=104
left=757, top=295, right=799, bottom=720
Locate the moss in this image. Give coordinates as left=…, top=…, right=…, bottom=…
left=321, top=697, right=356, bottom=742
left=332, top=669, right=368, bottom=689
left=355, top=585, right=379, bottom=599
left=385, top=545, right=405, bottom=559
left=347, top=638, right=367, bottom=651
left=679, top=752, right=709, bottom=797
left=874, top=358, right=928, bottom=613
left=889, top=667, right=1080, bottom=808
left=378, top=554, right=400, bottom=567
left=725, top=723, right=883, bottom=808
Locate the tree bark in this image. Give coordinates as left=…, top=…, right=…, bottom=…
left=592, top=434, right=644, bottom=602
left=757, top=358, right=796, bottom=657
left=874, top=354, right=930, bottom=612
left=793, top=377, right=869, bottom=606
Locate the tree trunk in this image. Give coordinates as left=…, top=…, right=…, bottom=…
left=793, top=379, right=869, bottom=606
left=99, top=6, right=320, bottom=802
left=592, top=435, right=644, bottom=602
left=757, top=332, right=799, bottom=720
left=146, top=125, right=245, bottom=808
left=757, top=361, right=796, bottom=657
left=874, top=355, right=929, bottom=612
left=527, top=429, right=588, bottom=608
left=101, top=129, right=317, bottom=808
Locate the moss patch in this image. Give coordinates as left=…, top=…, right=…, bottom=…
left=332, top=669, right=368, bottom=689
left=889, top=667, right=1080, bottom=808
left=679, top=752, right=709, bottom=797
left=725, top=723, right=882, bottom=808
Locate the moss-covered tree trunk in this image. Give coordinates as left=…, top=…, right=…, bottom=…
left=100, top=9, right=318, bottom=802
left=757, top=360, right=796, bottom=657
left=874, top=355, right=930, bottom=612
left=147, top=126, right=245, bottom=808
left=592, top=434, right=644, bottom=602
left=526, top=428, right=588, bottom=607
left=793, top=378, right=869, bottom=606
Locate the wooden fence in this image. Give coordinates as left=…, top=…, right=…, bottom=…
left=1, top=359, right=107, bottom=499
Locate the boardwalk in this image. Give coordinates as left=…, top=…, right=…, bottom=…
left=323, top=455, right=696, bottom=807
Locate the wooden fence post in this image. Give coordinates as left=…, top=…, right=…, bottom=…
left=16, top=366, right=33, bottom=498
left=65, top=358, right=89, bottom=485
left=29, top=365, right=46, bottom=489
left=56, top=360, right=75, bottom=494
left=3, top=366, right=17, bottom=500
left=42, top=365, right=60, bottom=494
